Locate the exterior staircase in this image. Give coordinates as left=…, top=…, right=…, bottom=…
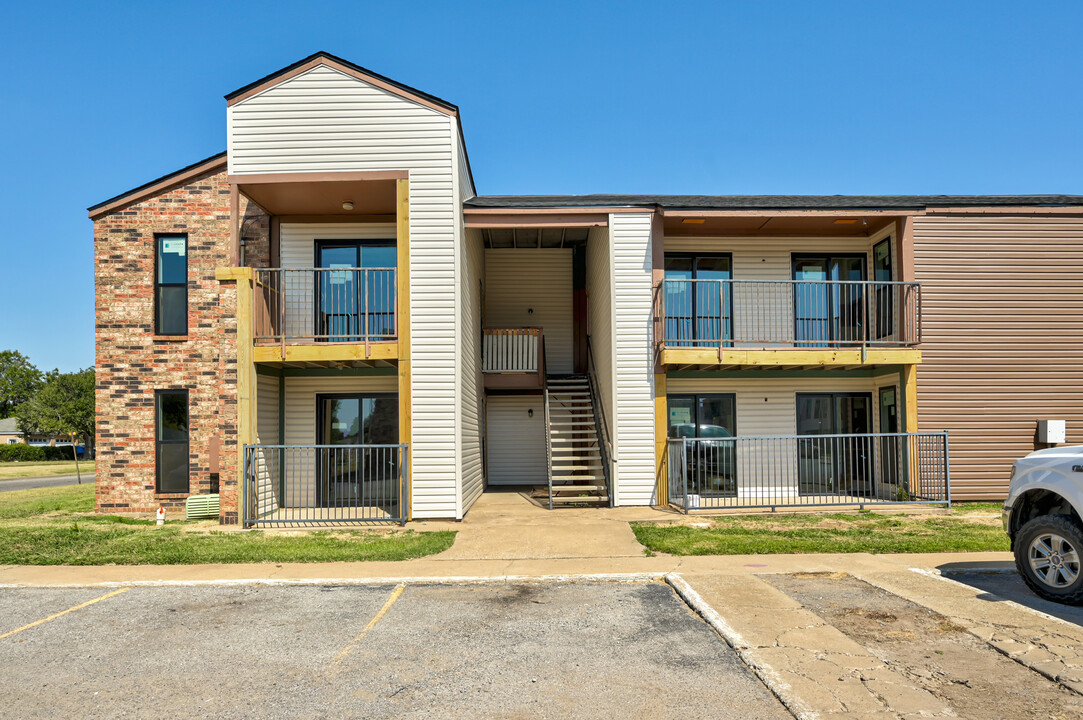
left=544, top=374, right=610, bottom=507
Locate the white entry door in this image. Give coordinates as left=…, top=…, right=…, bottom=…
left=486, top=395, right=546, bottom=485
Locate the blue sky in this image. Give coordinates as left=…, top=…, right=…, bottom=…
left=0, top=1, right=1080, bottom=372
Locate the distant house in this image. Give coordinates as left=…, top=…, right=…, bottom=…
left=0, top=417, right=75, bottom=449
left=0, top=418, right=23, bottom=445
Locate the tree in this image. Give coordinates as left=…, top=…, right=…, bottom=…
left=0, top=350, right=43, bottom=418
left=14, top=368, right=95, bottom=455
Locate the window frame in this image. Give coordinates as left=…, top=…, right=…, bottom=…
left=662, top=252, right=734, bottom=347
left=666, top=392, right=737, bottom=439
left=155, top=389, right=190, bottom=494
left=154, top=234, right=189, bottom=336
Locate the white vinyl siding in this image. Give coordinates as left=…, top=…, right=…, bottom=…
left=486, top=395, right=546, bottom=485
left=255, top=373, right=280, bottom=515
left=281, top=375, right=397, bottom=507
left=459, top=229, right=485, bottom=512
left=667, top=376, right=885, bottom=436
left=228, top=62, right=462, bottom=519
left=610, top=213, right=657, bottom=505
left=665, top=229, right=894, bottom=348
left=228, top=65, right=452, bottom=175
left=484, top=249, right=574, bottom=374
left=586, top=224, right=614, bottom=451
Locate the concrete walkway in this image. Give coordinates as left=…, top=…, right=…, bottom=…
left=431, top=489, right=653, bottom=560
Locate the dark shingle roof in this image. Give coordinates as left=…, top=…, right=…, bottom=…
left=464, top=194, right=1083, bottom=211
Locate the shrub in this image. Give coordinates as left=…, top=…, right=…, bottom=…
left=0, top=444, right=46, bottom=462
left=42, top=446, right=75, bottom=461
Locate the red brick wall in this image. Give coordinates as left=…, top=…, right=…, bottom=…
left=94, top=168, right=267, bottom=522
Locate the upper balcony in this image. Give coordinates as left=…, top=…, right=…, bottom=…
left=249, top=267, right=399, bottom=366
left=655, top=278, right=922, bottom=369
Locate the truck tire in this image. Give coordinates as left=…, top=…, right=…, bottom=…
left=1014, top=514, right=1083, bottom=605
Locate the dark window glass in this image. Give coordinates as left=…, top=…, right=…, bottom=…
left=155, top=235, right=187, bottom=335
left=316, top=393, right=399, bottom=508
left=795, top=392, right=874, bottom=496
left=315, top=241, right=397, bottom=342
left=667, top=394, right=736, bottom=439
left=667, top=394, right=737, bottom=496
left=663, top=254, right=732, bottom=347
left=156, top=390, right=189, bottom=493
left=666, top=396, right=697, bottom=439
left=792, top=254, right=867, bottom=347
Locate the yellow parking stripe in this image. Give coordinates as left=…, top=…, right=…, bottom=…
left=0, top=587, right=130, bottom=640
left=331, top=583, right=406, bottom=666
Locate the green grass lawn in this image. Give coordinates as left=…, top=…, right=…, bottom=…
left=0, top=460, right=97, bottom=480
left=0, top=484, right=456, bottom=565
left=632, top=506, right=1009, bottom=556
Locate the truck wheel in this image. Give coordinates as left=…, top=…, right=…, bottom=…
left=1014, top=515, right=1083, bottom=605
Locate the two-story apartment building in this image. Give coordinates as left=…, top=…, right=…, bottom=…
left=90, top=52, right=1083, bottom=524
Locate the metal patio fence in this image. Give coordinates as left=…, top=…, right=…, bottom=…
left=242, top=443, right=409, bottom=526
left=657, top=279, right=921, bottom=349
left=667, top=432, right=949, bottom=511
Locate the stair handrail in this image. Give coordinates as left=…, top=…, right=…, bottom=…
left=542, top=336, right=553, bottom=510
left=585, top=335, right=614, bottom=507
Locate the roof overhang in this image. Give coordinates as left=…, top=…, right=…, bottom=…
left=463, top=206, right=648, bottom=229
left=225, top=52, right=459, bottom=116
left=231, top=171, right=404, bottom=217
left=661, top=207, right=913, bottom=238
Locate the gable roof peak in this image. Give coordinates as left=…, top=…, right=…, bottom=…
left=224, top=51, right=459, bottom=117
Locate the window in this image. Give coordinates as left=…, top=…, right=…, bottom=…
left=314, top=240, right=396, bottom=342
left=156, top=390, right=189, bottom=493
left=792, top=254, right=867, bottom=347
left=316, top=393, right=399, bottom=507
left=795, top=392, right=873, bottom=496
left=155, top=234, right=187, bottom=335
left=873, top=238, right=894, bottom=339
left=667, top=393, right=737, bottom=496
left=7, top=439, right=17, bottom=445
left=663, top=254, right=732, bottom=347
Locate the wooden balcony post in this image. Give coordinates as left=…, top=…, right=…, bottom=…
left=396, top=178, right=411, bottom=520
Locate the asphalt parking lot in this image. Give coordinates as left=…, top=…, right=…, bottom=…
left=0, top=582, right=790, bottom=720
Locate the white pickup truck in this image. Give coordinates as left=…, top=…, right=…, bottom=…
left=1003, top=446, right=1083, bottom=605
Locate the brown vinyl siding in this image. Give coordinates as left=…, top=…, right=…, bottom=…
left=914, top=213, right=1083, bottom=499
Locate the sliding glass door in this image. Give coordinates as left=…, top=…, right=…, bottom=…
left=316, top=393, right=399, bottom=509
left=664, top=255, right=732, bottom=347
left=796, top=392, right=872, bottom=496
left=792, top=255, right=867, bottom=347
left=667, top=393, right=737, bottom=496
left=315, top=241, right=396, bottom=342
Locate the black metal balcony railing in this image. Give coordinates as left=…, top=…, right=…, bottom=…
left=666, top=432, right=949, bottom=512
left=657, top=279, right=921, bottom=350
left=253, top=268, right=397, bottom=345
left=242, top=444, right=409, bottom=526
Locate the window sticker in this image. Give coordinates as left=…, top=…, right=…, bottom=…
left=162, top=239, right=186, bottom=256
left=329, top=264, right=351, bottom=285
left=669, top=407, right=692, bottom=425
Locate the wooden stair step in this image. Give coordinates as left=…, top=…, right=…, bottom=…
left=551, top=495, right=608, bottom=504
